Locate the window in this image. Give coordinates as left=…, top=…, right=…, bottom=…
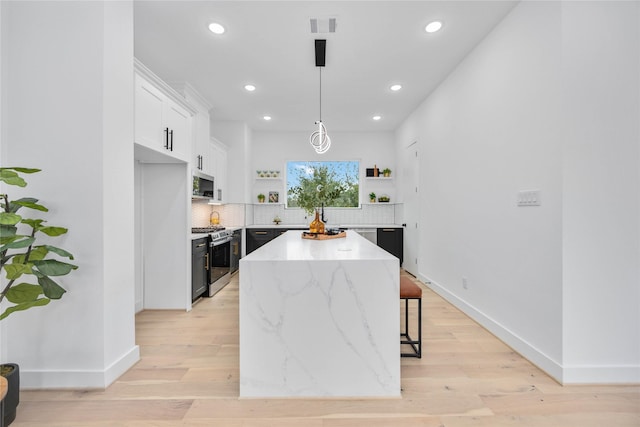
left=286, top=161, right=359, bottom=213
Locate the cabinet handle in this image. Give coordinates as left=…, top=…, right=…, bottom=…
left=169, top=129, right=174, bottom=151
left=381, top=229, right=396, bottom=232
left=196, top=243, right=206, bottom=248
left=164, top=127, right=169, bottom=149
left=233, top=242, right=239, bottom=256
left=205, top=253, right=209, bottom=270
left=254, top=231, right=268, bottom=235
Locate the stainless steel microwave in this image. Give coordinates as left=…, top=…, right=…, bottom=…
left=192, top=175, right=214, bottom=198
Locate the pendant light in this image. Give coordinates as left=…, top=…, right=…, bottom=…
left=309, top=39, right=331, bottom=154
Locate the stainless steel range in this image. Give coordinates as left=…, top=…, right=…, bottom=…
left=192, top=227, right=233, bottom=297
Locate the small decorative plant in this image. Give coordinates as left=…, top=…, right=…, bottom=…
left=0, top=167, right=77, bottom=320
left=257, top=193, right=265, bottom=203
left=382, top=168, right=391, bottom=177
left=1, top=167, right=78, bottom=426
left=369, top=192, right=376, bottom=203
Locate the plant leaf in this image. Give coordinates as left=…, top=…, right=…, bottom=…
left=39, top=226, right=68, bottom=237
left=27, top=246, right=48, bottom=261
left=5, top=283, right=43, bottom=303
left=0, top=212, right=22, bottom=225
left=0, top=236, right=34, bottom=252
left=21, top=218, right=44, bottom=229
left=0, top=167, right=41, bottom=174
left=40, top=245, right=74, bottom=260
left=13, top=200, right=48, bottom=212
left=33, top=259, right=78, bottom=276
left=8, top=197, right=39, bottom=213
left=0, top=169, right=26, bottom=187
left=37, top=275, right=67, bottom=299
left=3, top=263, right=33, bottom=280
left=0, top=298, right=49, bottom=321
left=0, top=225, right=17, bottom=242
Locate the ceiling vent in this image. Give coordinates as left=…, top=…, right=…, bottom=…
left=310, top=17, right=336, bottom=34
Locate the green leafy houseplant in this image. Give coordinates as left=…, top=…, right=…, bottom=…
left=288, top=165, right=348, bottom=216
left=0, top=167, right=78, bottom=426
left=0, top=167, right=78, bottom=320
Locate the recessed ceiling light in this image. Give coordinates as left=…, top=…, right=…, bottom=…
left=244, top=84, right=256, bottom=92
left=390, top=84, right=402, bottom=91
left=208, top=22, right=225, bottom=34
left=263, top=115, right=272, bottom=121
left=425, top=21, right=443, bottom=33
left=372, top=115, right=382, bottom=121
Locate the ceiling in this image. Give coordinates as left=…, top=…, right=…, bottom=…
left=133, top=1, right=518, bottom=133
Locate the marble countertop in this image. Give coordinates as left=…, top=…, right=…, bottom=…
left=245, top=224, right=403, bottom=229
left=243, top=230, right=397, bottom=262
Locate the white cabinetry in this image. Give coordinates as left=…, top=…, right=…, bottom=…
left=211, top=138, right=228, bottom=204
left=134, top=62, right=193, bottom=163
left=178, top=83, right=215, bottom=177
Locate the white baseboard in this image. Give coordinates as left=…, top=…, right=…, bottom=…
left=20, top=345, right=140, bottom=389
left=419, top=273, right=564, bottom=382
left=419, top=273, right=640, bottom=385
left=562, top=364, right=640, bottom=385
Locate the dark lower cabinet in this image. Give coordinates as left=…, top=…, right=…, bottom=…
left=230, top=229, right=241, bottom=274
left=192, top=237, right=209, bottom=301
left=246, top=229, right=274, bottom=254
left=377, top=227, right=403, bottom=266
left=246, top=228, right=307, bottom=254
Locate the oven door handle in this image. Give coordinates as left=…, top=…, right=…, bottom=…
left=210, top=236, right=233, bottom=247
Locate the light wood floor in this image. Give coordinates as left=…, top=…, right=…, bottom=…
left=15, top=272, right=640, bottom=426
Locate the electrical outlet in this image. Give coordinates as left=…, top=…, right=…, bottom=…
left=517, top=190, right=541, bottom=207
left=462, top=276, right=468, bottom=290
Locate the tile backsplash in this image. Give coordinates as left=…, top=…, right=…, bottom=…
left=193, top=201, right=401, bottom=228
left=192, top=201, right=246, bottom=228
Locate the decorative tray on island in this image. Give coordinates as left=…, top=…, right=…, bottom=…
left=301, top=230, right=346, bottom=240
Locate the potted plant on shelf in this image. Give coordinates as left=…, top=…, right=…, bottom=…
left=257, top=193, right=266, bottom=203
left=369, top=192, right=376, bottom=203
left=287, top=165, right=347, bottom=232
left=382, top=168, right=391, bottom=177
left=0, top=167, right=78, bottom=426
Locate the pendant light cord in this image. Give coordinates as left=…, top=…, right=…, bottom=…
left=319, top=67, right=322, bottom=122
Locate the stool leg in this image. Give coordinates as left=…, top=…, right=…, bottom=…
left=417, top=296, right=422, bottom=358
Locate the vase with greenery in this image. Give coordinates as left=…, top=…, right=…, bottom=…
left=369, top=192, right=376, bottom=203
left=257, top=193, right=265, bottom=203
left=0, top=167, right=78, bottom=426
left=287, top=165, right=349, bottom=216
left=382, top=168, right=391, bottom=177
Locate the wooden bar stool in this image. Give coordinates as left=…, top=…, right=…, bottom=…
left=400, top=276, right=422, bottom=358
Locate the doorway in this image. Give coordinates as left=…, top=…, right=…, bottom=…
left=402, top=141, right=419, bottom=276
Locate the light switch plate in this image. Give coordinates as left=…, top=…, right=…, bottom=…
left=517, top=190, right=541, bottom=206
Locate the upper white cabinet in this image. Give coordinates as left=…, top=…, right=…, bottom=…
left=211, top=138, right=228, bottom=204
left=134, top=61, right=194, bottom=163
left=177, top=83, right=215, bottom=178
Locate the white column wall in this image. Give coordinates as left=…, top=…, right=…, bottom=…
left=561, top=1, right=640, bottom=384
left=395, top=0, right=639, bottom=384
left=1, top=1, right=138, bottom=388
left=211, top=120, right=252, bottom=204
left=396, top=0, right=564, bottom=378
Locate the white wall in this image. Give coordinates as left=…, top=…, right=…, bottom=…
left=211, top=120, right=252, bottom=204
left=1, top=1, right=138, bottom=388
left=251, top=131, right=396, bottom=220
left=396, top=0, right=639, bottom=384
left=560, top=1, right=640, bottom=383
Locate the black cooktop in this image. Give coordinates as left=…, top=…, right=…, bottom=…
left=192, top=227, right=225, bottom=233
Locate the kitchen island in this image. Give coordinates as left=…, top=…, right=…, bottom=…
left=239, top=230, right=400, bottom=398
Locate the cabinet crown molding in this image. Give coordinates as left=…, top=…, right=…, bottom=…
left=134, top=58, right=197, bottom=115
